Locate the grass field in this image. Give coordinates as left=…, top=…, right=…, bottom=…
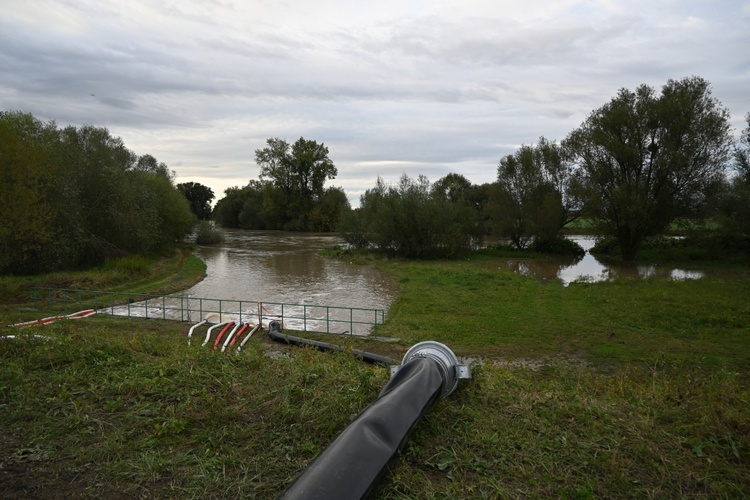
left=1, top=250, right=748, bottom=498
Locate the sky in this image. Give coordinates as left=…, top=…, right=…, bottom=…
left=2, top=0, right=749, bottom=207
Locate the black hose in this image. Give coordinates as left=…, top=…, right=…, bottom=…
left=267, top=321, right=397, bottom=366
left=278, top=356, right=445, bottom=500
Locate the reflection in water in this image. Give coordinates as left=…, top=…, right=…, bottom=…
left=185, top=229, right=398, bottom=312
left=504, top=236, right=705, bottom=285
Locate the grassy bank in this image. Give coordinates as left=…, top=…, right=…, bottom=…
left=1, top=253, right=749, bottom=497
left=0, top=248, right=206, bottom=318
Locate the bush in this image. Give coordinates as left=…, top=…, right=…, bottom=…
left=194, top=221, right=224, bottom=245
left=589, top=237, right=619, bottom=256
left=532, top=236, right=585, bottom=257
left=340, top=174, right=484, bottom=259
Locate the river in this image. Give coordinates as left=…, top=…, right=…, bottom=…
left=185, top=228, right=399, bottom=313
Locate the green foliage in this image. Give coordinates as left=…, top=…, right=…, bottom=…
left=339, top=174, right=484, bottom=258
left=492, top=137, right=581, bottom=249
left=213, top=139, right=348, bottom=232
left=567, top=77, right=732, bottom=260
left=177, top=181, right=215, bottom=220
left=708, top=112, right=750, bottom=250
left=0, top=111, right=57, bottom=274
left=194, top=221, right=224, bottom=245
left=736, top=112, right=750, bottom=181
left=532, top=235, right=585, bottom=256
left=0, top=111, right=195, bottom=274
left=253, top=137, right=343, bottom=231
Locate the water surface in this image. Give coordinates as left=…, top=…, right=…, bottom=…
left=186, top=229, right=398, bottom=312
left=502, top=236, right=705, bottom=285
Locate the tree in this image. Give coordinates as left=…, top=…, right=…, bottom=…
left=308, top=187, right=350, bottom=232
left=566, top=77, right=732, bottom=260
left=736, top=112, right=750, bottom=183
left=255, top=137, right=337, bottom=230
left=0, top=112, right=195, bottom=273
left=431, top=173, right=486, bottom=253
left=134, top=153, right=174, bottom=181
left=339, top=174, right=483, bottom=258
left=713, top=112, right=750, bottom=244
left=0, top=112, right=56, bottom=273
left=177, top=181, right=215, bottom=220
left=492, top=137, right=580, bottom=249
left=431, top=173, right=474, bottom=205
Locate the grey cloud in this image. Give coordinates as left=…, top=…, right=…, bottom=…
left=2, top=0, right=748, bottom=207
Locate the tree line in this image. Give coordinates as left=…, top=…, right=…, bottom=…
left=0, top=111, right=196, bottom=274
left=213, top=77, right=748, bottom=261
left=334, top=76, right=749, bottom=260
left=4, top=76, right=748, bottom=274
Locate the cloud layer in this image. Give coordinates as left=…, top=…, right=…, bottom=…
left=2, top=0, right=749, bottom=205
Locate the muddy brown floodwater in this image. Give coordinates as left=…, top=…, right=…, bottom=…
left=185, top=228, right=399, bottom=315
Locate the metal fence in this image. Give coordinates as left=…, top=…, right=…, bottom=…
left=30, top=288, right=386, bottom=336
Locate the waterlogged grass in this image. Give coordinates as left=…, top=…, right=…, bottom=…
left=377, top=259, right=750, bottom=370
left=1, top=252, right=749, bottom=497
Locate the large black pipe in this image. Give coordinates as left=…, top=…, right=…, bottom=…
left=268, top=320, right=397, bottom=366
left=278, top=356, right=445, bottom=500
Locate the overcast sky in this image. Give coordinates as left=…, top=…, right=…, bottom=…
left=2, top=0, right=749, bottom=206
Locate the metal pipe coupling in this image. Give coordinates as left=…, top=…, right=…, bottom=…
left=390, top=340, right=471, bottom=398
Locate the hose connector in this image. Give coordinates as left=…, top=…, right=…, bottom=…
left=390, top=341, right=471, bottom=398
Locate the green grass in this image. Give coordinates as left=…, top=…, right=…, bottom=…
left=0, top=317, right=387, bottom=498
left=1, top=252, right=749, bottom=498
left=377, top=259, right=750, bottom=369
left=0, top=248, right=205, bottom=319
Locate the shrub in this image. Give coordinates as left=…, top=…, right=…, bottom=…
left=194, top=221, right=224, bottom=245
left=532, top=236, right=585, bottom=257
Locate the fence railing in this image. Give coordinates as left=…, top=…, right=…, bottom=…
left=30, top=288, right=386, bottom=336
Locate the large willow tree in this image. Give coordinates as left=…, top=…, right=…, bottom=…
left=566, top=77, right=732, bottom=260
